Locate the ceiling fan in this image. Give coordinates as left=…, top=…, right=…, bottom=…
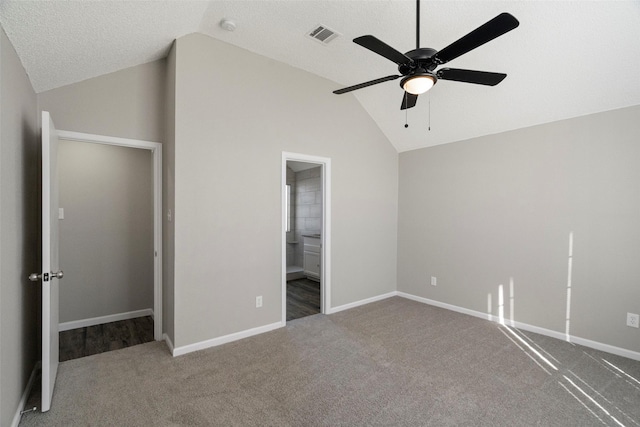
left=333, top=0, right=519, bottom=110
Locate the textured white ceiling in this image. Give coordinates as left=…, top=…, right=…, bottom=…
left=1, top=1, right=639, bottom=152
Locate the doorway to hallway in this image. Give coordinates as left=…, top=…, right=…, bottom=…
left=56, top=131, right=163, bottom=357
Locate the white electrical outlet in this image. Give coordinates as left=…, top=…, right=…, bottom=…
left=431, top=276, right=437, bottom=286
left=627, top=312, right=639, bottom=328
left=256, top=296, right=263, bottom=308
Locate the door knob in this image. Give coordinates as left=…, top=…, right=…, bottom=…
left=28, top=271, right=63, bottom=282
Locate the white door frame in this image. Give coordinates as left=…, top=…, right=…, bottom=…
left=282, top=152, right=332, bottom=323
left=57, top=130, right=163, bottom=340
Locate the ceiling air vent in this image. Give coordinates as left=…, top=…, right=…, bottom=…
left=307, top=25, right=340, bottom=45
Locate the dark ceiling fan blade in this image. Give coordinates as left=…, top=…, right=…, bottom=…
left=437, top=68, right=507, bottom=86
left=354, top=35, right=414, bottom=66
left=333, top=75, right=401, bottom=95
left=401, top=92, right=418, bottom=110
left=434, top=13, right=519, bottom=64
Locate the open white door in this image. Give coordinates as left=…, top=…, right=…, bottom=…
left=40, top=111, right=62, bottom=411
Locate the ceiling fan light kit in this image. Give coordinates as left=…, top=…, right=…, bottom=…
left=401, top=73, right=436, bottom=95
left=333, top=0, right=519, bottom=112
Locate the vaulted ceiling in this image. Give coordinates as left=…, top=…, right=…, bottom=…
left=2, top=1, right=639, bottom=152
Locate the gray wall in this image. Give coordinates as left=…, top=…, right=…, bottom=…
left=163, top=42, right=176, bottom=345
left=38, top=59, right=166, bottom=143
left=172, top=33, right=398, bottom=348
left=36, top=58, right=170, bottom=336
left=58, top=140, right=153, bottom=323
left=398, top=105, right=640, bottom=353
left=0, top=27, right=39, bottom=427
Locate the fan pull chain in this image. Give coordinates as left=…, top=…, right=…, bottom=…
left=428, top=93, right=431, bottom=131
left=404, top=92, right=409, bottom=128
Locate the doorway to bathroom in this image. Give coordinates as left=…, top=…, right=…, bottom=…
left=282, top=152, right=331, bottom=322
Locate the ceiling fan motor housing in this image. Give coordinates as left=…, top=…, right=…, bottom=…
left=399, top=48, right=439, bottom=91
left=399, top=48, right=439, bottom=75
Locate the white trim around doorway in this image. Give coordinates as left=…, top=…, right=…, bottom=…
left=57, top=130, right=163, bottom=341
left=282, top=152, right=332, bottom=324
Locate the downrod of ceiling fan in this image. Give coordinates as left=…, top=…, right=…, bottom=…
left=416, top=0, right=420, bottom=50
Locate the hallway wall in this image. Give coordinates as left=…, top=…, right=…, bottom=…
left=58, top=140, right=154, bottom=324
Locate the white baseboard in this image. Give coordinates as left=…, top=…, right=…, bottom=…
left=59, top=308, right=153, bottom=331
left=327, top=291, right=398, bottom=314
left=172, top=321, right=284, bottom=357
left=12, top=361, right=40, bottom=427
left=397, top=291, right=640, bottom=362
left=163, top=333, right=175, bottom=354
left=398, top=292, right=491, bottom=322
left=170, top=290, right=398, bottom=357
left=167, top=291, right=640, bottom=362
left=571, top=336, right=640, bottom=362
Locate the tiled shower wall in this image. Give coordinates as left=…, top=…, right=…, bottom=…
left=286, top=166, right=296, bottom=268
left=293, top=166, right=322, bottom=267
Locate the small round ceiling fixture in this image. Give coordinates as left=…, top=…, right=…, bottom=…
left=220, top=19, right=237, bottom=32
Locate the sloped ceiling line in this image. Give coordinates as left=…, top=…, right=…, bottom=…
left=1, top=1, right=639, bottom=152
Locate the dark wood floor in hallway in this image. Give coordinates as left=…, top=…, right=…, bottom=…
left=287, top=278, right=320, bottom=321
left=59, top=316, right=154, bottom=362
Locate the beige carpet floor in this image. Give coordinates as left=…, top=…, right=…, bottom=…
left=20, top=297, right=640, bottom=426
